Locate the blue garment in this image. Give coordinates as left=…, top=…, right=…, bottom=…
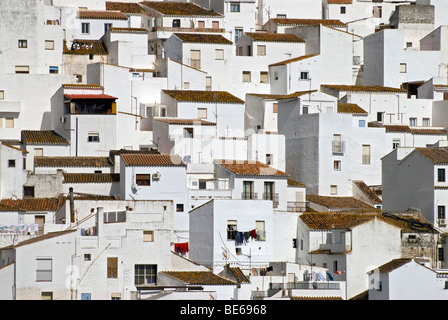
left=326, top=272, right=334, bottom=281
left=235, top=232, right=244, bottom=246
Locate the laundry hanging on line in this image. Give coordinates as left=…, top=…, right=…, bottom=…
left=174, top=242, right=189, bottom=255
left=235, top=229, right=258, bottom=246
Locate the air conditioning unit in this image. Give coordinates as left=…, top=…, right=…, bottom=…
left=152, top=172, right=161, bottom=180
left=59, top=116, right=65, bottom=123
left=439, top=219, right=447, bottom=226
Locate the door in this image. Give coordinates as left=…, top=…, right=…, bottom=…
left=35, top=216, right=45, bottom=236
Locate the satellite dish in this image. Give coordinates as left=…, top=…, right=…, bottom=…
left=131, top=181, right=140, bottom=194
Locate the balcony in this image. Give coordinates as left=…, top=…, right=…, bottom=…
left=332, top=141, right=346, bottom=154
left=287, top=201, right=308, bottom=212
left=241, top=192, right=258, bottom=200
left=262, top=193, right=279, bottom=208
left=0, top=100, right=21, bottom=113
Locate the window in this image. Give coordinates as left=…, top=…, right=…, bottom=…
left=234, top=27, right=243, bottom=42
left=256, top=220, right=266, bottom=241
left=49, top=66, right=59, bottom=74
left=242, top=71, right=251, bottom=82
left=172, top=19, right=180, bottom=28
left=439, top=247, right=444, bottom=262
left=197, top=20, right=205, bottom=28
left=230, top=3, right=240, bottom=12
left=215, top=49, right=224, bottom=60
left=340, top=6, right=346, bottom=14
left=199, top=180, right=207, bottom=189
left=362, top=145, right=371, bottom=165
left=176, top=204, right=184, bottom=212
left=183, top=128, right=194, bottom=138
left=227, top=220, right=237, bottom=240
left=438, top=169, right=446, bottom=182
left=212, top=21, right=219, bottom=29
left=81, top=23, right=90, bottom=34
left=373, top=6, right=382, bottom=18
left=334, top=160, right=341, bottom=171
left=300, top=71, right=309, bottom=80
left=24, top=186, right=35, bottom=198
left=45, top=40, right=54, bottom=50
left=183, top=82, right=190, bottom=89
left=409, top=118, right=417, bottom=126
left=263, top=182, right=274, bottom=200
left=392, top=139, right=400, bottom=149
left=438, top=206, right=446, bottom=219
left=18, top=40, right=27, bottom=48
left=272, top=103, right=278, bottom=113
left=107, top=257, right=118, bottom=278
left=260, top=71, right=269, bottom=84
left=104, top=23, right=112, bottom=33
left=0, top=90, right=4, bottom=100
left=88, top=133, right=99, bottom=142
left=135, top=264, right=157, bottom=285
left=257, top=45, right=266, bottom=56
left=406, top=42, right=412, bottom=48
left=84, top=254, right=91, bottom=261
left=15, top=66, right=30, bottom=74
left=136, top=174, right=150, bottom=186
left=423, top=118, right=430, bottom=126
left=8, top=159, right=15, bottom=168
left=377, top=112, right=384, bottom=123
left=206, top=76, right=212, bottom=91
left=400, top=63, right=407, bottom=73
left=303, top=106, right=309, bottom=114
left=143, top=231, right=154, bottom=242
left=75, top=74, right=83, bottom=83
left=36, top=258, right=52, bottom=281
left=41, top=292, right=53, bottom=300
left=190, top=50, right=201, bottom=69
left=359, top=120, right=366, bottom=127
left=242, top=181, right=254, bottom=199
left=197, top=108, right=207, bottom=119
left=330, top=185, right=338, bottom=195
left=333, top=260, right=338, bottom=273
left=266, top=154, right=273, bottom=165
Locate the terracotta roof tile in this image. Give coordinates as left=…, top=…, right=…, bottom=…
left=1, top=230, right=77, bottom=249
left=78, top=10, right=128, bottom=20
left=64, top=39, right=108, bottom=56
left=327, top=0, right=352, bottom=4
left=321, top=84, right=406, bottom=93
left=371, top=258, right=414, bottom=274
left=159, top=271, right=236, bottom=285
left=287, top=179, right=306, bottom=187
left=306, top=195, right=374, bottom=210
left=109, top=27, right=148, bottom=33
left=0, top=197, right=66, bottom=212
left=140, top=1, right=222, bottom=17
left=174, top=33, right=232, bottom=45
left=337, top=103, right=367, bottom=114
left=34, top=157, right=112, bottom=168
left=353, top=181, right=382, bottom=204
left=120, top=154, right=186, bottom=166
left=106, top=1, right=149, bottom=15
left=63, top=173, right=120, bottom=183
left=154, top=118, right=216, bottom=126
left=415, top=147, right=448, bottom=164
left=215, top=159, right=289, bottom=177
left=244, top=32, right=305, bottom=43
left=269, top=54, right=319, bottom=67
left=228, top=267, right=250, bottom=283
left=269, top=18, right=346, bottom=27
left=21, top=130, right=70, bottom=145
left=62, top=83, right=103, bottom=89
left=162, top=90, right=244, bottom=104
left=411, top=128, right=447, bottom=135
left=64, top=94, right=117, bottom=100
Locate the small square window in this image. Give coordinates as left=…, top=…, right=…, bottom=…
left=260, top=71, right=269, bottom=84
left=300, top=71, right=309, bottom=80
left=143, top=231, right=154, bottom=242
left=230, top=3, right=240, bottom=12
left=257, top=45, right=266, bottom=56
left=340, top=6, right=346, bottom=14
left=49, top=66, right=59, bottom=74
left=24, top=186, right=35, bottom=198
left=242, top=71, right=251, bottom=82
left=330, top=185, right=338, bottom=195
left=87, top=133, right=99, bottom=142
left=400, top=63, right=407, bottom=73
left=215, top=49, right=224, bottom=60
left=172, top=19, right=181, bottom=28
left=45, top=40, right=54, bottom=50
left=15, top=66, right=30, bottom=74
left=176, top=204, right=184, bottom=212
left=0, top=90, right=4, bottom=100
left=75, top=74, right=83, bottom=83
left=81, top=23, right=90, bottom=34
left=8, top=159, right=16, bottom=167
left=84, top=254, right=91, bottom=261
left=359, top=120, right=366, bottom=127
left=18, top=40, right=28, bottom=48
left=136, top=174, right=150, bottom=186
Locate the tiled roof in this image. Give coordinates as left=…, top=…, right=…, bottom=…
left=174, top=33, right=233, bottom=45
left=1, top=230, right=77, bottom=249
left=228, top=267, right=250, bottom=283
left=327, top=0, right=353, bottom=4
left=353, top=181, right=382, bottom=204
left=108, top=27, right=148, bottom=33
left=306, top=195, right=374, bottom=210
left=62, top=83, right=103, bottom=89
left=154, top=118, right=216, bottom=126
left=415, top=147, right=448, bottom=164
left=109, top=148, right=160, bottom=156
left=21, top=130, right=70, bottom=145
left=140, top=1, right=222, bottom=17
left=64, top=94, right=117, bottom=100
left=244, top=32, right=305, bottom=43
left=63, top=173, right=120, bottom=184
left=159, top=271, right=236, bottom=285
left=269, top=54, right=319, bottom=67
left=287, top=179, right=306, bottom=187
left=64, top=39, right=108, bottom=56
left=34, top=157, right=112, bottom=168
left=370, top=258, right=420, bottom=274
left=269, top=18, right=346, bottom=27
left=106, top=1, right=149, bottom=15
left=247, top=90, right=316, bottom=100
left=120, top=153, right=186, bottom=166
left=215, top=160, right=289, bottom=177
left=337, top=103, right=367, bottom=114
left=78, top=10, right=128, bottom=20
left=0, top=197, right=66, bottom=212
left=321, top=84, right=406, bottom=93
left=368, top=124, right=447, bottom=135
left=162, top=90, right=244, bottom=104
left=411, top=128, right=447, bottom=135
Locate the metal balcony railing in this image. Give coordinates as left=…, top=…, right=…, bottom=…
left=332, top=141, right=346, bottom=154
left=241, top=192, right=258, bottom=200
left=262, top=193, right=279, bottom=208
left=287, top=201, right=308, bottom=212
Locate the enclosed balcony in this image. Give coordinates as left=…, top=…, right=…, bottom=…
left=64, top=94, right=117, bottom=115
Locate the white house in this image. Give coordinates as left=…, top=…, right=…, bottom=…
left=0, top=143, right=28, bottom=200
left=189, top=199, right=275, bottom=273
left=368, top=258, right=448, bottom=300
left=297, top=211, right=402, bottom=299
left=382, top=146, right=448, bottom=231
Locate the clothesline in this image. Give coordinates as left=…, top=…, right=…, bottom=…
left=0, top=224, right=39, bottom=235
left=235, top=229, right=258, bottom=246
left=174, top=242, right=189, bottom=255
